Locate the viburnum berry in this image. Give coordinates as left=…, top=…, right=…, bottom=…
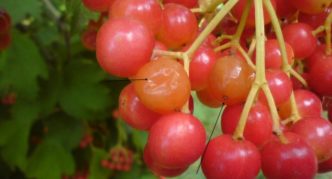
left=291, top=117, right=332, bottom=162
left=0, top=9, right=11, bottom=34
left=96, top=17, right=154, bottom=77
left=261, top=132, right=317, bottom=179
left=201, top=134, right=261, bottom=179
left=146, top=112, right=206, bottom=168
left=221, top=102, right=273, bottom=147
left=118, top=83, right=160, bottom=130
left=82, top=0, right=114, bottom=12
left=133, top=56, right=191, bottom=114
left=208, top=55, right=255, bottom=105
left=109, top=0, right=163, bottom=35
left=157, top=3, right=198, bottom=49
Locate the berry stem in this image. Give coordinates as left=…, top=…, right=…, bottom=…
left=234, top=0, right=266, bottom=139
left=232, top=0, right=252, bottom=41
left=264, top=0, right=301, bottom=122
left=235, top=44, right=256, bottom=70
left=42, top=0, right=61, bottom=20
left=214, top=42, right=231, bottom=51
left=233, top=83, right=259, bottom=140
left=153, top=49, right=183, bottom=59
left=247, top=38, right=256, bottom=57
left=325, top=10, right=332, bottom=55
left=185, top=0, right=239, bottom=57
left=312, top=25, right=325, bottom=36
left=181, top=54, right=191, bottom=114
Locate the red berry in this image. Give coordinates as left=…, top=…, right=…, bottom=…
left=201, top=135, right=261, bottom=179
left=147, top=112, right=206, bottom=168
left=261, top=132, right=317, bottom=179
left=96, top=18, right=154, bottom=77
left=119, top=83, right=160, bottom=130
left=291, top=117, right=332, bottom=162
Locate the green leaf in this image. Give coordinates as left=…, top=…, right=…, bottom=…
left=0, top=30, right=48, bottom=100
left=0, top=120, right=31, bottom=170
left=0, top=0, right=42, bottom=24
left=0, top=99, right=41, bottom=170
left=192, top=92, right=222, bottom=138
left=88, top=147, right=111, bottom=179
left=59, top=60, right=110, bottom=119
left=26, top=141, right=75, bottom=179
left=113, top=163, right=142, bottom=179
left=44, top=113, right=84, bottom=150
left=131, top=129, right=148, bottom=152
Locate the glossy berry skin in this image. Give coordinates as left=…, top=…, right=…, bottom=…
left=147, top=112, right=206, bottom=168
left=189, top=46, right=218, bottom=90
left=96, top=18, right=154, bottom=77
left=319, top=156, right=332, bottom=173
left=221, top=103, right=273, bottom=147
left=232, top=0, right=276, bottom=27
left=163, top=0, right=198, bottom=8
left=275, top=0, right=297, bottom=19
left=291, top=117, right=332, bottom=162
left=134, top=57, right=191, bottom=114
left=261, top=132, right=318, bottom=179
left=196, top=87, right=223, bottom=108
left=82, top=0, right=114, bottom=12
left=259, top=69, right=293, bottom=106
left=110, top=0, right=162, bottom=34
left=282, top=23, right=317, bottom=59
left=278, top=89, right=322, bottom=119
left=118, top=83, right=160, bottom=130
left=157, top=3, right=198, bottom=49
left=307, top=46, right=332, bottom=96
left=143, top=145, right=188, bottom=177
left=290, top=0, right=331, bottom=14
left=0, top=9, right=11, bottom=34
left=254, top=39, right=294, bottom=69
left=208, top=55, right=254, bottom=105
left=201, top=135, right=261, bottom=179
left=329, top=104, right=332, bottom=123
left=298, top=8, right=331, bottom=29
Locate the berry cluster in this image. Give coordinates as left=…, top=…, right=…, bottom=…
left=0, top=9, right=11, bottom=50
left=81, top=0, right=332, bottom=178
left=100, top=147, right=133, bottom=171
left=1, top=92, right=16, bottom=105
left=79, top=134, right=93, bottom=149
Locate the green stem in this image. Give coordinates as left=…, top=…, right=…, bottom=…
left=248, top=38, right=256, bottom=57
left=186, top=0, right=239, bottom=57
left=312, top=25, right=325, bottom=36
left=233, top=0, right=252, bottom=41
left=264, top=0, right=302, bottom=122
left=214, top=42, right=232, bottom=52
left=233, top=0, right=266, bottom=139
left=181, top=54, right=191, bottom=114
left=236, top=44, right=256, bottom=70
left=261, top=84, right=282, bottom=134
left=153, top=49, right=183, bottom=59
left=254, top=0, right=265, bottom=81
left=233, top=84, right=259, bottom=139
